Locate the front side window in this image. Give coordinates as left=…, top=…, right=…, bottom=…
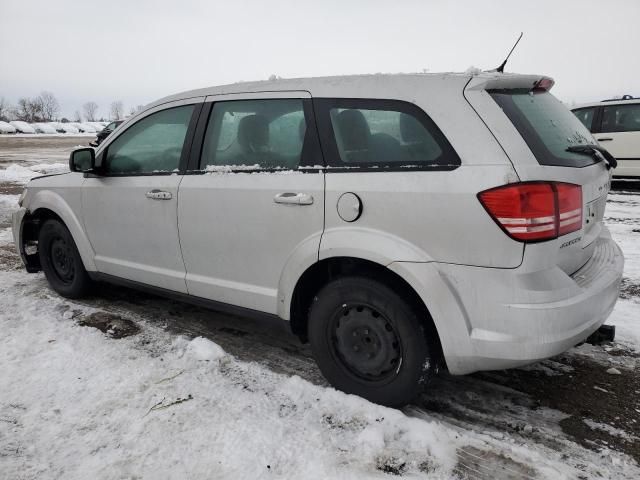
left=200, top=99, right=307, bottom=170
left=491, top=90, right=597, bottom=168
left=315, top=98, right=459, bottom=169
left=601, top=103, right=640, bottom=133
left=104, top=105, right=194, bottom=174
left=572, top=107, right=596, bottom=131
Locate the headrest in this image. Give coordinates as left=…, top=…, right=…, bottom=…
left=336, top=109, right=370, bottom=150
left=238, top=114, right=269, bottom=152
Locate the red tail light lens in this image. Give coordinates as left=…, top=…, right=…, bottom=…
left=556, top=183, right=583, bottom=236
left=478, top=182, right=582, bottom=242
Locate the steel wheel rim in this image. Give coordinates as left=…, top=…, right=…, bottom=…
left=50, top=236, right=75, bottom=284
left=329, top=303, right=403, bottom=382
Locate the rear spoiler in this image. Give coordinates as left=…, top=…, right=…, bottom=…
left=465, top=73, right=554, bottom=93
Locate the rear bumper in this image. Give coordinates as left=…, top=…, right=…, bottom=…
left=395, top=227, right=624, bottom=374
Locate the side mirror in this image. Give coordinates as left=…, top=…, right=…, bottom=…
left=69, top=147, right=95, bottom=173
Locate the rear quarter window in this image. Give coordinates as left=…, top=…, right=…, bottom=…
left=314, top=98, right=460, bottom=170
left=491, top=90, right=598, bottom=168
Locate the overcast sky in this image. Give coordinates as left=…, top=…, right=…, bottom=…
left=1, top=0, right=638, bottom=118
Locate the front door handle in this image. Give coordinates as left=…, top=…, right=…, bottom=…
left=274, top=192, right=314, bottom=205
left=595, top=137, right=613, bottom=142
left=146, top=190, right=172, bottom=200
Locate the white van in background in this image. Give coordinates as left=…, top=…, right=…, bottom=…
left=573, top=96, right=640, bottom=178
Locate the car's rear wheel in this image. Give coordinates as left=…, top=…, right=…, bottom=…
left=38, top=219, right=92, bottom=298
left=308, top=276, right=434, bottom=407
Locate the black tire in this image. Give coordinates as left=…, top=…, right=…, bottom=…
left=38, top=219, right=93, bottom=298
left=308, top=276, right=434, bottom=407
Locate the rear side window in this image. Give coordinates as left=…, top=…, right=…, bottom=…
left=200, top=99, right=308, bottom=170
left=601, top=103, right=640, bottom=133
left=104, top=105, right=194, bottom=174
left=314, top=98, right=460, bottom=169
left=491, top=90, right=597, bottom=168
left=572, top=107, right=596, bottom=131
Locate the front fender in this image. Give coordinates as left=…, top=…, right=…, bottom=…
left=27, top=189, right=96, bottom=271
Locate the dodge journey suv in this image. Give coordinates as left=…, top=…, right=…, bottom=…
left=12, top=72, right=624, bottom=407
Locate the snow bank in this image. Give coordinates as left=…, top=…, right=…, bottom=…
left=0, top=163, right=68, bottom=183
left=186, top=336, right=225, bottom=361
left=0, top=271, right=462, bottom=479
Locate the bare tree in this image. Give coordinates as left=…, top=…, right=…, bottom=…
left=83, top=101, right=99, bottom=122
left=38, top=91, right=60, bottom=121
left=128, top=104, right=144, bottom=116
left=110, top=101, right=124, bottom=120
left=16, top=97, right=42, bottom=122
left=73, top=110, right=82, bottom=123
left=0, top=97, right=11, bottom=121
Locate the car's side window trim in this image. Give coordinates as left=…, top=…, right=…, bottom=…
left=97, top=101, right=203, bottom=177
left=313, top=97, right=461, bottom=172
left=188, top=98, right=324, bottom=174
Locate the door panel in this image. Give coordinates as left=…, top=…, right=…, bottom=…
left=82, top=176, right=187, bottom=292
left=178, top=93, right=324, bottom=314
left=82, top=102, right=200, bottom=292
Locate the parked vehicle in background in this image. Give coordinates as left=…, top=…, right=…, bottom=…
left=13, top=73, right=624, bottom=407
left=0, top=121, right=17, bottom=133
left=68, top=122, right=97, bottom=133
left=50, top=122, right=80, bottom=134
left=572, top=95, right=640, bottom=178
left=9, top=121, right=36, bottom=134
left=32, top=123, right=58, bottom=134
left=88, top=122, right=105, bottom=132
left=90, top=120, right=123, bottom=146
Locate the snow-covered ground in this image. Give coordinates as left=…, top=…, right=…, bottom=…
left=0, top=140, right=638, bottom=479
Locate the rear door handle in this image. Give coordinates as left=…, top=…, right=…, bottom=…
left=274, top=192, right=314, bottom=205
left=595, top=137, right=613, bottom=142
left=145, top=190, right=172, bottom=200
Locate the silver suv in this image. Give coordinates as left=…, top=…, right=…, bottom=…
left=12, top=73, right=624, bottom=407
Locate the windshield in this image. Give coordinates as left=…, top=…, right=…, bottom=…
left=490, top=89, right=598, bottom=167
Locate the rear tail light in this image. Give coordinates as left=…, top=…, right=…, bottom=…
left=478, top=182, right=582, bottom=242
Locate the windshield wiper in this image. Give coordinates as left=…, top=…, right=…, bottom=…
left=566, top=144, right=617, bottom=170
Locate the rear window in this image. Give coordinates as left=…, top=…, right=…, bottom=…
left=491, top=90, right=598, bottom=168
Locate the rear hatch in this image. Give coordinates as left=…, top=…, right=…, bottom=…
left=465, top=74, right=612, bottom=275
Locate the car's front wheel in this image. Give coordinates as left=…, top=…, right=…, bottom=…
left=38, top=219, right=93, bottom=298
left=308, top=276, right=434, bottom=407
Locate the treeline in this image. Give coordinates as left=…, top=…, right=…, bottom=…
left=0, top=93, right=144, bottom=123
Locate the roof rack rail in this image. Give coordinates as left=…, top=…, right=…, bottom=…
left=601, top=94, right=636, bottom=102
